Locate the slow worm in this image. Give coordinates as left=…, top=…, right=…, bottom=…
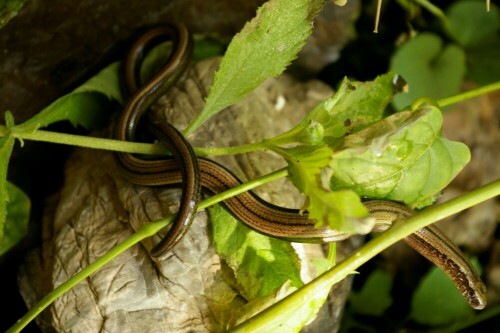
left=114, top=24, right=200, bottom=257
left=114, top=23, right=487, bottom=309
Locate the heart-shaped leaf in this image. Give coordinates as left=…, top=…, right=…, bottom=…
left=390, top=33, right=466, bottom=110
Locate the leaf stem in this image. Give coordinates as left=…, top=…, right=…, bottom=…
left=1, top=125, right=273, bottom=157
left=6, top=167, right=289, bottom=333
left=195, top=140, right=270, bottom=157
left=438, top=81, right=500, bottom=107
left=230, top=179, right=500, bottom=332
left=1, top=81, right=498, bottom=157
left=199, top=168, right=288, bottom=209
left=7, top=127, right=167, bottom=154
left=6, top=216, right=173, bottom=333
left=413, top=0, right=453, bottom=35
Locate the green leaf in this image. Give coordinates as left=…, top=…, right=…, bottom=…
left=0, top=0, right=24, bottom=29
left=466, top=40, right=500, bottom=85
left=447, top=1, right=500, bottom=85
left=349, top=269, right=393, bottom=316
left=330, top=106, right=470, bottom=208
left=184, top=0, right=325, bottom=135
left=447, top=0, right=500, bottom=47
left=272, top=73, right=403, bottom=146
left=209, top=202, right=303, bottom=300
left=282, top=144, right=332, bottom=193
left=0, top=182, right=30, bottom=255
left=235, top=286, right=331, bottom=333
left=16, top=61, right=123, bottom=132
left=390, top=33, right=466, bottom=110
left=410, top=261, right=477, bottom=326
left=0, top=132, right=15, bottom=242
left=277, top=145, right=372, bottom=233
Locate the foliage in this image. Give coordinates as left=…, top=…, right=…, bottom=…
left=1, top=0, right=499, bottom=332
left=0, top=0, right=24, bottom=28
left=0, top=182, right=30, bottom=255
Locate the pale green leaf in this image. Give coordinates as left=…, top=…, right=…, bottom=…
left=0, top=182, right=30, bottom=255
left=330, top=106, right=470, bottom=208
left=185, top=0, right=325, bottom=135
left=209, top=203, right=303, bottom=300
left=280, top=145, right=371, bottom=233
left=308, top=189, right=371, bottom=232
left=390, top=33, right=466, bottom=110
left=282, top=145, right=332, bottom=193
left=271, top=72, right=403, bottom=147
left=232, top=282, right=330, bottom=332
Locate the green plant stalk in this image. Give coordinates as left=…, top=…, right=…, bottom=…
left=1, top=82, right=498, bottom=157
left=5, top=216, right=173, bottom=333
left=230, top=179, right=500, bottom=332
left=9, top=175, right=499, bottom=332
left=438, top=81, right=500, bottom=108
left=6, top=167, right=288, bottom=333
left=7, top=127, right=167, bottom=154
left=413, top=0, right=453, bottom=36
left=0, top=125, right=270, bottom=157
left=195, top=140, right=270, bottom=157
left=4, top=81, right=500, bottom=331
left=327, top=242, right=336, bottom=266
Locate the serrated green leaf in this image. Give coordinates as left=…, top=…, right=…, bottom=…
left=0, top=0, right=24, bottom=28
left=410, top=261, right=478, bottom=326
left=308, top=189, right=372, bottom=232
left=279, top=145, right=371, bottom=233
left=185, top=0, right=325, bottom=135
left=0, top=133, right=15, bottom=243
left=447, top=0, right=500, bottom=47
left=330, top=106, right=470, bottom=208
left=271, top=72, right=403, bottom=146
left=390, top=33, right=466, bottom=110
left=16, top=62, right=122, bottom=132
left=0, top=182, right=30, bottom=255
left=283, top=145, right=332, bottom=193
left=308, top=73, right=403, bottom=140
left=349, top=269, right=393, bottom=316
left=209, top=203, right=303, bottom=300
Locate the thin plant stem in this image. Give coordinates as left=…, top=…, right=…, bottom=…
left=414, top=0, right=453, bottom=35
left=195, top=140, right=270, bottom=157
left=438, top=81, right=500, bottom=108
left=11, top=128, right=166, bottom=154
left=6, top=167, right=289, bottom=333
left=2, top=82, right=498, bottom=157
left=230, top=179, right=500, bottom=332
left=5, top=217, right=173, bottom=333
